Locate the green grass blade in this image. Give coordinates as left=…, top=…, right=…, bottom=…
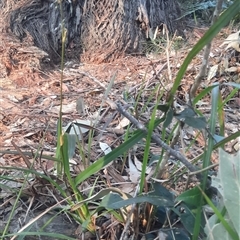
left=193, top=84, right=220, bottom=239
left=4, top=232, right=76, bottom=239
left=74, top=118, right=165, bottom=185
left=170, top=0, right=240, bottom=103
left=217, top=92, right=225, bottom=136
left=139, top=103, right=158, bottom=193
left=56, top=119, right=63, bottom=175
left=219, top=86, right=239, bottom=108
left=193, top=84, right=219, bottom=105
left=0, top=167, right=68, bottom=197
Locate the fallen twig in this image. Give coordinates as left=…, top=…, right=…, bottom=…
left=116, top=103, right=203, bottom=181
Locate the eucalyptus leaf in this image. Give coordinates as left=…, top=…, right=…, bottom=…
left=174, top=108, right=207, bottom=129
left=66, top=134, right=77, bottom=159
left=176, top=187, right=202, bottom=207
left=157, top=104, right=170, bottom=113
left=104, top=193, right=174, bottom=210
left=159, top=228, right=190, bottom=240
left=183, top=116, right=207, bottom=129
left=175, top=108, right=196, bottom=118
left=155, top=206, right=168, bottom=225
left=173, top=203, right=205, bottom=236
left=163, top=108, right=174, bottom=128
left=223, top=82, right=240, bottom=89
left=152, top=182, right=175, bottom=202
left=100, top=192, right=125, bottom=209
left=71, top=188, right=130, bottom=211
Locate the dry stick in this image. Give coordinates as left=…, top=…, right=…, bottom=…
left=11, top=141, right=33, bottom=170
left=184, top=162, right=219, bottom=191
left=190, top=0, right=223, bottom=99
left=116, top=103, right=203, bottom=180
left=189, top=162, right=219, bottom=176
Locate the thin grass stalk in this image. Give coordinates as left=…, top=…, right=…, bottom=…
left=121, top=124, right=132, bottom=174
left=154, top=109, right=171, bottom=178
left=217, top=92, right=225, bottom=136
left=193, top=85, right=219, bottom=105
left=134, top=76, right=148, bottom=115
left=56, top=0, right=67, bottom=176
left=6, top=232, right=76, bottom=240
left=1, top=181, right=25, bottom=238
left=164, top=24, right=172, bottom=82
left=140, top=83, right=162, bottom=115
left=74, top=118, right=165, bottom=185
left=1, top=140, right=44, bottom=238
left=61, top=134, right=94, bottom=232
left=170, top=129, right=240, bottom=182
left=157, top=123, right=180, bottom=179
left=86, top=128, right=94, bottom=168
left=193, top=84, right=219, bottom=239
left=71, top=124, right=88, bottom=168
left=170, top=0, right=240, bottom=107
left=219, top=86, right=239, bottom=108
left=83, top=73, right=116, bottom=167
left=139, top=101, right=159, bottom=193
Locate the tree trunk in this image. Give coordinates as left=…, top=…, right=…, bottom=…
left=1, top=0, right=184, bottom=63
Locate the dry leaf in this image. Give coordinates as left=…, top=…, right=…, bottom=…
left=207, top=65, right=218, bottom=83
left=220, top=31, right=240, bottom=52
left=128, top=157, right=140, bottom=183
left=134, top=155, right=152, bottom=174
left=99, top=142, right=112, bottom=155
left=115, top=117, right=130, bottom=130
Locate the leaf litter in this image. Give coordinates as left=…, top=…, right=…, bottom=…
left=0, top=23, right=240, bottom=239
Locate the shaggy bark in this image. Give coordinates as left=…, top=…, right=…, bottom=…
left=80, top=0, right=184, bottom=62
left=1, top=0, right=184, bottom=63
left=7, top=0, right=82, bottom=62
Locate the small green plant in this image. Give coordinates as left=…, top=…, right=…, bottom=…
left=143, top=28, right=185, bottom=57
left=1, top=1, right=240, bottom=239
left=202, top=149, right=240, bottom=240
